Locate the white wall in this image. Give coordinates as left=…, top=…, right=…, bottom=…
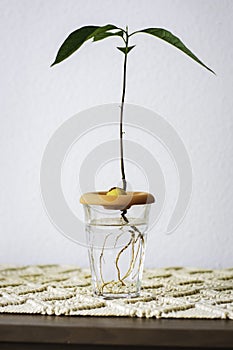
left=0, top=0, right=233, bottom=268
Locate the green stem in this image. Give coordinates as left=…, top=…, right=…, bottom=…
left=120, top=26, right=129, bottom=191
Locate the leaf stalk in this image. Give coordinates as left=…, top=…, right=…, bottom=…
left=120, top=26, right=129, bottom=191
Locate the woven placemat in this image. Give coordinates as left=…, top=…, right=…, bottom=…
left=0, top=265, right=233, bottom=319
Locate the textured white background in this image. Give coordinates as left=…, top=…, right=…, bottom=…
left=0, top=0, right=233, bottom=268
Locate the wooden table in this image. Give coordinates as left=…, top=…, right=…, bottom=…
left=0, top=314, right=232, bottom=349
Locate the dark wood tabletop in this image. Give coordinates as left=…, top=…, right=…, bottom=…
left=0, top=314, right=232, bottom=350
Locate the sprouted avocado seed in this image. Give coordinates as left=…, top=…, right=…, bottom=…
left=106, top=187, right=127, bottom=196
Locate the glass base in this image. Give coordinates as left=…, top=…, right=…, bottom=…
left=94, top=290, right=140, bottom=300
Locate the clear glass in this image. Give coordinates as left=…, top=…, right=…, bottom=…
left=83, top=204, right=151, bottom=299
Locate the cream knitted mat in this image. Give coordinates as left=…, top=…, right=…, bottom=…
left=0, top=265, right=233, bottom=319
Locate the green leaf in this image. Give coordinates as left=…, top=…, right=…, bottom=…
left=137, top=28, right=215, bottom=74
left=91, top=24, right=118, bottom=37
left=51, top=24, right=119, bottom=66
left=93, top=30, right=123, bottom=42
left=117, top=45, right=136, bottom=54
left=51, top=26, right=99, bottom=66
